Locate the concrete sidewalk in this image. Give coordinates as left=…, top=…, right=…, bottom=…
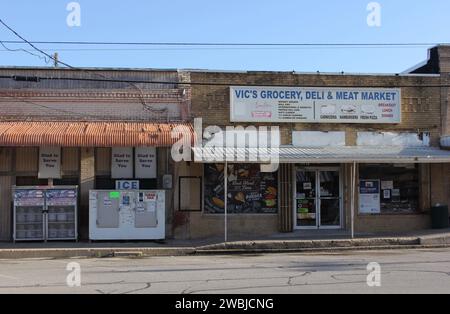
left=0, top=229, right=449, bottom=259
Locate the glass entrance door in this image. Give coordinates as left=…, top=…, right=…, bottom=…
left=318, top=170, right=341, bottom=228
left=295, top=170, right=317, bottom=227
left=295, top=168, right=342, bottom=229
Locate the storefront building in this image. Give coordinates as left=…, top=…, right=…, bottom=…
left=0, top=67, right=193, bottom=241
left=1, top=46, right=450, bottom=243
left=173, top=45, right=450, bottom=240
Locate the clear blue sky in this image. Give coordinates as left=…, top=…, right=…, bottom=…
left=0, top=0, right=449, bottom=73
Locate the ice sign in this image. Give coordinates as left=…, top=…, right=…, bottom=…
left=115, top=180, right=140, bottom=190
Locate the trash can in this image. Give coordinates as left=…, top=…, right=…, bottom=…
left=431, top=205, right=449, bottom=229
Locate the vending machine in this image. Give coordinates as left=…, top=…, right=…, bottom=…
left=89, top=190, right=165, bottom=240
left=13, top=186, right=78, bottom=242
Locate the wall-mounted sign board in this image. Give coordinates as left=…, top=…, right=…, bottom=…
left=230, top=86, right=401, bottom=124
left=111, top=148, right=133, bottom=179
left=115, top=180, right=140, bottom=190
left=38, top=147, right=61, bottom=179
left=135, top=147, right=157, bottom=179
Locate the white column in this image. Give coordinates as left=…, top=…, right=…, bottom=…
left=224, top=161, right=228, bottom=243
left=350, top=162, right=356, bottom=239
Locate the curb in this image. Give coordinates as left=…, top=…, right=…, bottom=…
left=196, top=237, right=421, bottom=251
left=0, top=236, right=449, bottom=259
left=195, top=244, right=450, bottom=255
left=0, top=247, right=196, bottom=260
left=419, top=236, right=450, bottom=246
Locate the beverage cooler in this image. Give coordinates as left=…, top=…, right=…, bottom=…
left=89, top=190, right=165, bottom=240
left=13, top=186, right=78, bottom=242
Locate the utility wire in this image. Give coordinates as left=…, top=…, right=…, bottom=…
left=0, top=18, right=168, bottom=115
left=0, top=19, right=73, bottom=68
left=0, top=46, right=435, bottom=52
left=0, top=74, right=447, bottom=88
left=0, top=40, right=51, bottom=63
left=0, top=20, right=447, bottom=89
left=0, top=97, right=178, bottom=121
left=0, top=97, right=107, bottom=119
left=0, top=40, right=445, bottom=47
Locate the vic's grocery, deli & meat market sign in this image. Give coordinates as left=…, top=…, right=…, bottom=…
left=230, top=86, right=401, bottom=124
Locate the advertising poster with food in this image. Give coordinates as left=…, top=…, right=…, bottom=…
left=204, top=164, right=278, bottom=214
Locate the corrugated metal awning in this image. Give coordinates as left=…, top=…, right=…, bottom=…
left=192, top=146, right=450, bottom=164
left=0, top=122, right=193, bottom=147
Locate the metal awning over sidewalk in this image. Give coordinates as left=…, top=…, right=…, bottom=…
left=193, top=146, right=450, bottom=164
left=0, top=121, right=193, bottom=147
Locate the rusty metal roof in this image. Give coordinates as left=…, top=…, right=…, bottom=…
left=0, top=122, right=193, bottom=147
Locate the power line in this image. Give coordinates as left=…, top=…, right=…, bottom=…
left=0, top=74, right=448, bottom=88
left=0, top=20, right=446, bottom=88
left=0, top=19, right=72, bottom=68
left=1, top=96, right=105, bottom=119
left=0, top=40, right=51, bottom=63
left=0, top=46, right=435, bottom=52
left=0, top=18, right=169, bottom=114
left=0, top=40, right=445, bottom=47
left=0, top=96, right=180, bottom=121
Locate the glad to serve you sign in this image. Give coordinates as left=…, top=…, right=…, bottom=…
left=230, top=86, right=401, bottom=124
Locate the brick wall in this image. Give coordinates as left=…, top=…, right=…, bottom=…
left=0, top=68, right=191, bottom=122
left=436, top=46, right=450, bottom=136
left=0, top=90, right=185, bottom=122
left=438, top=46, right=450, bottom=73
left=191, top=72, right=443, bottom=146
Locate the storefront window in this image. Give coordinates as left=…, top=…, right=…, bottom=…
left=204, top=164, right=278, bottom=214
left=359, top=164, right=419, bottom=214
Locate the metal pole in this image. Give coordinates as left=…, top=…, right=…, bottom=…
left=350, top=162, right=356, bottom=239
left=224, top=161, right=228, bottom=243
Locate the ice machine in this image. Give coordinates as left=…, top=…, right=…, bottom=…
left=89, top=190, right=165, bottom=240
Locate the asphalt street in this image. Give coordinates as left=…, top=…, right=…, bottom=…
left=0, top=248, right=449, bottom=294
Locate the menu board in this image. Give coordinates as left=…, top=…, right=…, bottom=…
left=204, top=164, right=278, bottom=214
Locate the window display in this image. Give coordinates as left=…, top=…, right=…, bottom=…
left=204, top=164, right=278, bottom=214
left=359, top=164, right=419, bottom=214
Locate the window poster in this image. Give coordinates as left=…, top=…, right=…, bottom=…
left=204, top=164, right=278, bottom=214
left=359, top=180, right=381, bottom=214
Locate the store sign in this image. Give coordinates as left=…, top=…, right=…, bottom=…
left=230, top=86, right=401, bottom=124
left=115, top=180, right=140, bottom=190
left=359, top=180, right=381, bottom=214
left=38, top=147, right=61, bottom=179
left=135, top=147, right=157, bottom=179
left=111, top=148, right=133, bottom=179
